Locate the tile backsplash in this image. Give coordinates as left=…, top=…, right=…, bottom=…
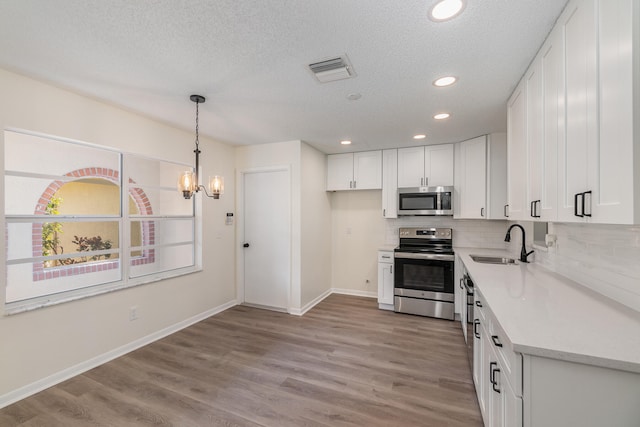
left=387, top=217, right=640, bottom=311
left=385, top=216, right=513, bottom=249
left=536, top=223, right=640, bottom=312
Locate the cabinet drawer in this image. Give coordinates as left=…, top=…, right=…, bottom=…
left=488, top=313, right=522, bottom=396
left=474, top=290, right=487, bottom=324
left=378, top=251, right=394, bottom=263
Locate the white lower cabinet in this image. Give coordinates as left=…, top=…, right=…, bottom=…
left=472, top=286, right=640, bottom=427
left=475, top=289, right=522, bottom=427
left=377, top=251, right=394, bottom=310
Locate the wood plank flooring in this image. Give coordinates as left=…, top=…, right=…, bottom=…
left=0, top=294, right=482, bottom=426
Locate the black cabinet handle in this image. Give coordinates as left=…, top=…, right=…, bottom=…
left=475, top=300, right=482, bottom=307
left=583, top=191, right=592, bottom=217
left=491, top=335, right=503, bottom=347
left=481, top=207, right=485, bottom=217
left=243, top=243, right=250, bottom=248
left=504, top=204, right=509, bottom=218
left=533, top=200, right=541, bottom=218
left=574, top=193, right=584, bottom=217
left=459, top=278, right=464, bottom=289
left=491, top=364, right=501, bottom=394
left=473, top=319, right=480, bottom=339
left=489, top=361, right=498, bottom=390
left=530, top=200, right=535, bottom=217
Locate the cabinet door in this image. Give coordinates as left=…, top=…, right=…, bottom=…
left=502, top=374, right=523, bottom=427
left=456, top=136, right=487, bottom=219
left=327, top=153, right=354, bottom=191
left=473, top=317, right=483, bottom=406
left=397, top=146, right=425, bottom=188
left=353, top=150, right=382, bottom=190
left=592, top=0, right=635, bottom=224
left=539, top=29, right=561, bottom=222
left=526, top=58, right=543, bottom=221
left=507, top=81, right=527, bottom=220
left=377, top=260, right=394, bottom=307
left=557, top=0, right=597, bottom=222
left=382, top=149, right=398, bottom=218
left=425, top=144, right=454, bottom=187
left=486, top=133, right=508, bottom=219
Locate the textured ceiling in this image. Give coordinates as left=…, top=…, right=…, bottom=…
left=0, top=0, right=568, bottom=154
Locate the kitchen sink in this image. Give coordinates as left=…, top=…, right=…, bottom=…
left=470, top=255, right=518, bottom=265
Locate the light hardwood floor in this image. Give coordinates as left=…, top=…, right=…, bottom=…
left=0, top=294, right=482, bottom=426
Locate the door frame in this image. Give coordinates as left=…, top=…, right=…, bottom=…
left=236, top=165, right=292, bottom=311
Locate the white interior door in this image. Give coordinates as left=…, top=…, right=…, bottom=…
left=243, top=169, right=290, bottom=310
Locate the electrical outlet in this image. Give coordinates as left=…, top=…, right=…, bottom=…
left=129, top=306, right=139, bottom=321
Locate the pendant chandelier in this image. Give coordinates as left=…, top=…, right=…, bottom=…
left=178, top=95, right=224, bottom=199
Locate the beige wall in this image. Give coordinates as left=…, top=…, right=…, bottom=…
left=300, top=143, right=332, bottom=307
left=235, top=140, right=302, bottom=309
left=330, top=190, right=386, bottom=295
left=0, top=68, right=236, bottom=403
left=235, top=140, right=332, bottom=312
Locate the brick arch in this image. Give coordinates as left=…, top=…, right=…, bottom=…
left=32, top=167, right=155, bottom=281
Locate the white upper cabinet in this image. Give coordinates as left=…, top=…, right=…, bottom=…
left=525, top=27, right=561, bottom=222
left=510, top=0, right=639, bottom=225
left=455, top=136, right=487, bottom=219
left=397, top=144, right=454, bottom=188
left=327, top=150, right=382, bottom=191
left=557, top=0, right=598, bottom=222
left=591, top=0, right=636, bottom=224
left=455, top=134, right=507, bottom=220
left=507, top=81, right=527, bottom=221
left=538, top=29, right=561, bottom=222
left=381, top=149, right=398, bottom=218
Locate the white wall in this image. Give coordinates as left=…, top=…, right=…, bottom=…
left=300, top=143, right=332, bottom=307
left=0, top=68, right=236, bottom=405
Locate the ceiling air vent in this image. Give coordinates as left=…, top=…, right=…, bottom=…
left=308, top=55, right=355, bottom=83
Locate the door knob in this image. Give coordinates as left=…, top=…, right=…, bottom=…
left=243, top=243, right=250, bottom=248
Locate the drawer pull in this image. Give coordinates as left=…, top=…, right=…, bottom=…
left=473, top=319, right=480, bottom=339
left=491, top=335, right=503, bottom=347
left=490, top=363, right=501, bottom=394
left=475, top=301, right=483, bottom=307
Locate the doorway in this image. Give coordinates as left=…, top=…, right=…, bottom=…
left=241, top=168, right=291, bottom=310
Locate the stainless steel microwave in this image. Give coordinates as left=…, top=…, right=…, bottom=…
left=397, top=186, right=453, bottom=216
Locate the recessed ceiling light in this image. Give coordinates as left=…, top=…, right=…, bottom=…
left=434, top=113, right=451, bottom=120
left=340, top=140, right=352, bottom=145
left=347, top=93, right=362, bottom=101
left=413, top=134, right=427, bottom=140
left=429, top=0, right=466, bottom=22
left=433, top=76, right=457, bottom=87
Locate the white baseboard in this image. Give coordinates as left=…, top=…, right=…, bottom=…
left=289, top=288, right=377, bottom=316
left=0, top=299, right=237, bottom=410
left=331, top=288, right=377, bottom=298
left=289, top=288, right=333, bottom=316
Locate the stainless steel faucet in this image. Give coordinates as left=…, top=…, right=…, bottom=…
left=504, top=224, right=534, bottom=263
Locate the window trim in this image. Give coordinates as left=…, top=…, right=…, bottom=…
left=3, top=128, right=201, bottom=315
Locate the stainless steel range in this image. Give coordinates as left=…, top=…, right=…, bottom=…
left=394, top=227, right=455, bottom=320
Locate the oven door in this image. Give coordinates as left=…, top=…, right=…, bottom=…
left=394, top=253, right=455, bottom=299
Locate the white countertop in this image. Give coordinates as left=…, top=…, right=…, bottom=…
left=455, top=247, right=640, bottom=374
left=378, top=244, right=397, bottom=252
